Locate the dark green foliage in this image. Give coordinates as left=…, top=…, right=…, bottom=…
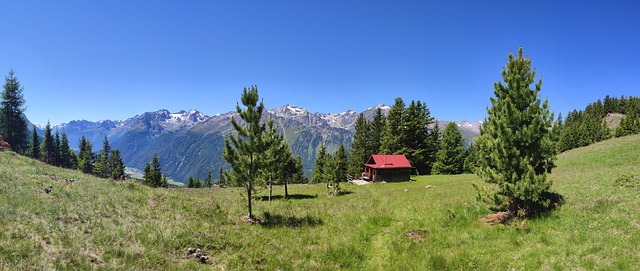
left=401, top=100, right=435, bottom=175
left=369, top=108, right=386, bottom=155
left=109, top=149, right=125, bottom=180
left=291, top=156, right=307, bottom=184
left=143, top=153, right=163, bottom=187
left=381, top=98, right=406, bottom=154
left=348, top=113, right=370, bottom=176
left=194, top=177, right=202, bottom=188
left=223, top=86, right=272, bottom=218
left=462, top=144, right=478, bottom=174
left=29, top=125, right=40, bottom=160
left=77, top=136, right=94, bottom=174
left=187, top=176, right=195, bottom=188
left=615, top=110, right=640, bottom=137
left=432, top=122, right=465, bottom=174
left=475, top=47, right=558, bottom=216
left=93, top=136, right=112, bottom=178
left=0, top=70, right=28, bottom=153
left=40, top=122, right=55, bottom=165
left=53, top=131, right=61, bottom=166
left=204, top=170, right=213, bottom=188
left=217, top=168, right=226, bottom=186
left=59, top=132, right=74, bottom=169
left=161, top=174, right=168, bottom=188
left=326, top=144, right=347, bottom=196
left=311, top=143, right=327, bottom=184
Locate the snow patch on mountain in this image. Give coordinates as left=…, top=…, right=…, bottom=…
left=456, top=120, right=483, bottom=134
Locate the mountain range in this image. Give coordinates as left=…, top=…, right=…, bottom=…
left=42, top=105, right=482, bottom=183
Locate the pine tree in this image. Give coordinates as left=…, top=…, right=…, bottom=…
left=161, top=174, right=168, bottom=188
left=109, top=149, right=125, bottom=180
left=53, top=131, right=61, bottom=167
left=348, top=113, right=370, bottom=176
left=143, top=162, right=152, bottom=186
left=291, top=156, right=307, bottom=184
left=29, top=125, right=40, bottom=160
left=424, top=121, right=440, bottom=174
left=187, top=176, right=196, bottom=188
left=0, top=70, right=28, bottom=153
left=463, top=144, right=478, bottom=174
left=381, top=98, right=406, bottom=154
left=402, top=100, right=434, bottom=175
left=222, top=86, right=272, bottom=219
left=40, top=122, right=55, bottom=165
left=326, top=144, right=347, bottom=196
left=59, top=132, right=73, bottom=168
left=93, top=136, right=112, bottom=178
left=311, top=143, right=327, bottom=184
left=149, top=153, right=162, bottom=187
left=615, top=111, right=640, bottom=137
left=194, top=177, right=202, bottom=188
left=475, top=47, right=559, bottom=216
left=204, top=170, right=213, bottom=188
left=217, top=168, right=226, bottom=187
left=369, top=108, right=386, bottom=155
left=432, top=122, right=465, bottom=174
left=77, top=136, right=94, bottom=174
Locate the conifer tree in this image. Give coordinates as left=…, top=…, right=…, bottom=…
left=369, top=108, right=386, bottom=155
left=222, top=86, right=272, bottom=219
left=194, top=177, right=202, bottom=188
left=475, top=47, right=558, bottom=216
left=348, top=113, right=370, bottom=176
left=402, top=100, right=434, bottom=175
left=77, top=136, right=94, bottom=174
left=615, top=111, right=640, bottom=137
left=109, top=149, right=125, bottom=180
left=311, top=143, right=327, bottom=184
left=29, top=125, right=40, bottom=160
left=161, top=174, right=168, bottom=188
left=326, top=144, right=347, bottom=196
left=463, top=144, right=478, bottom=174
left=149, top=153, right=162, bottom=187
left=432, top=122, right=465, bottom=174
left=204, top=170, right=213, bottom=188
left=59, top=132, right=73, bottom=168
left=381, top=98, right=406, bottom=154
left=53, top=131, right=61, bottom=166
left=291, top=156, right=307, bottom=184
left=93, top=136, right=112, bottom=178
left=0, top=70, right=28, bottom=153
left=217, top=168, right=226, bottom=187
left=143, top=162, right=152, bottom=186
left=187, top=176, right=195, bottom=188
left=41, top=122, right=55, bottom=165
left=424, top=121, right=440, bottom=174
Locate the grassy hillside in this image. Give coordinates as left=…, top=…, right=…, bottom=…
left=1, top=135, right=639, bottom=270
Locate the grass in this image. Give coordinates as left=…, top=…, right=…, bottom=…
left=1, top=135, right=640, bottom=270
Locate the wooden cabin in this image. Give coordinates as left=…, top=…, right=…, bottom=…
left=363, top=154, right=412, bottom=182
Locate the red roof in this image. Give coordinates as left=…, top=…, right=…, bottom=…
left=364, top=154, right=412, bottom=169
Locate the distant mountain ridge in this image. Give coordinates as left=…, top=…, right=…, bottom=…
left=47, top=104, right=481, bottom=183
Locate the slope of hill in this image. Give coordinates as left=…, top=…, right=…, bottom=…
left=1, top=134, right=639, bottom=269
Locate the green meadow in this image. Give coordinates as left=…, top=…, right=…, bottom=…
left=1, top=135, right=639, bottom=270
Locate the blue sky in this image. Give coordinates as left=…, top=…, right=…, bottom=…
left=2, top=1, right=639, bottom=125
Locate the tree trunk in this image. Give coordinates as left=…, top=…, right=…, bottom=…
left=247, top=182, right=253, bottom=219
left=268, top=177, right=273, bottom=202
left=284, top=179, right=289, bottom=198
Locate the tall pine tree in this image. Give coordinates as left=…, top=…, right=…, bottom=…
left=29, top=125, right=40, bottom=160
left=222, top=86, right=272, bottom=219
left=0, top=70, right=28, bottom=153
left=40, top=122, right=55, bottom=165
left=311, top=143, right=327, bottom=184
left=369, top=108, right=386, bottom=155
left=381, top=98, right=406, bottom=154
left=475, top=47, right=558, bottom=216
left=348, top=113, right=370, bottom=176
left=77, top=136, right=94, bottom=174
left=432, top=122, right=465, bottom=174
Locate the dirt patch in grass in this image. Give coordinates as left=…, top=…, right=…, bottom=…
left=237, top=214, right=262, bottom=224
left=406, top=230, right=428, bottom=242
left=480, top=211, right=511, bottom=226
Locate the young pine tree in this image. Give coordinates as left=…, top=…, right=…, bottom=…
left=29, top=125, right=40, bottom=160
left=109, top=149, right=125, bottom=180
left=217, top=168, right=226, bottom=187
left=93, top=136, right=112, bottom=178
left=311, top=143, right=327, bottom=184
left=204, top=170, right=213, bottom=188
left=77, top=136, right=94, bottom=174
left=40, top=122, right=55, bottom=165
left=369, top=108, right=386, bottom=155
left=381, top=97, right=406, bottom=154
left=0, top=70, right=28, bottom=153
left=475, top=47, right=559, bottom=216
left=432, top=122, right=465, bottom=174
left=59, top=132, right=73, bottom=168
left=222, top=86, right=272, bottom=219
left=326, top=144, right=347, bottom=196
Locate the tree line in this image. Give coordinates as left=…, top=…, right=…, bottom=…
left=0, top=70, right=125, bottom=180
left=556, top=95, right=640, bottom=153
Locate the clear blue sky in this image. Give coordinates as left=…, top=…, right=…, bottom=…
left=2, top=1, right=639, bottom=125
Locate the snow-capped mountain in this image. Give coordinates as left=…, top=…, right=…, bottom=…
left=49, top=104, right=480, bottom=183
